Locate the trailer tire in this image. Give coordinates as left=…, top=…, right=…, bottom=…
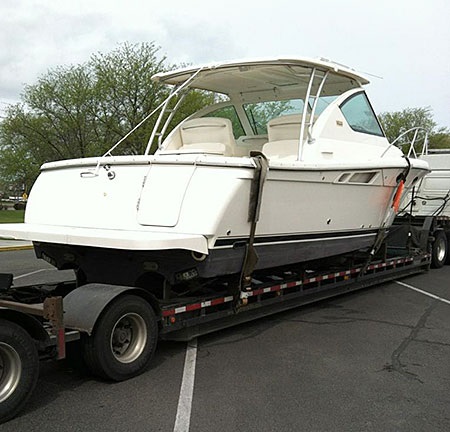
left=447, top=233, right=450, bottom=265
left=0, top=319, right=39, bottom=424
left=431, top=230, right=448, bottom=269
left=82, top=295, right=158, bottom=381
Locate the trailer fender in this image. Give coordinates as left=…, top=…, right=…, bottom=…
left=0, top=308, right=50, bottom=348
left=63, top=283, right=159, bottom=335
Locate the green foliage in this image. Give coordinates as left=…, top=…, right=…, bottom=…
left=0, top=65, right=98, bottom=191
left=0, top=210, right=25, bottom=224
left=428, top=131, right=450, bottom=149
left=90, top=43, right=170, bottom=155
left=378, top=107, right=450, bottom=151
left=0, top=42, right=214, bottom=190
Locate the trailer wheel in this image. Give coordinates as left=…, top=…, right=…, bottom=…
left=0, top=319, right=39, bottom=424
left=447, top=233, right=450, bottom=265
left=431, top=231, right=448, bottom=269
left=82, top=295, right=158, bottom=381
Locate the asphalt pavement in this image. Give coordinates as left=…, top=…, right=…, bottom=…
left=1, top=250, right=449, bottom=432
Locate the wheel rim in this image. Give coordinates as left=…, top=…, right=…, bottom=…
left=110, top=313, right=147, bottom=364
left=436, top=237, right=446, bottom=263
left=0, top=342, right=22, bottom=403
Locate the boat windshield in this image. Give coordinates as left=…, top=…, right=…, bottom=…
left=243, top=99, right=304, bottom=135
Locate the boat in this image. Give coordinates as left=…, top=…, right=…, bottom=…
left=0, top=57, right=430, bottom=291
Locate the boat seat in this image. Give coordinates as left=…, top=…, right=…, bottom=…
left=178, top=117, right=235, bottom=156
left=267, top=114, right=303, bottom=141
left=262, top=139, right=299, bottom=160
left=263, top=114, right=303, bottom=160
left=263, top=113, right=319, bottom=160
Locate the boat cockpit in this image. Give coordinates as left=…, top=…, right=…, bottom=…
left=142, top=58, right=391, bottom=163
left=98, top=58, right=394, bottom=165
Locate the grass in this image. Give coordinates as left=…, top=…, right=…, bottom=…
left=0, top=210, right=25, bottom=223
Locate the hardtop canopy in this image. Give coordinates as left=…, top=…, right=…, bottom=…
left=152, top=57, right=369, bottom=102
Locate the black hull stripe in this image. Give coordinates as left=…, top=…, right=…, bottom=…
left=214, top=229, right=380, bottom=248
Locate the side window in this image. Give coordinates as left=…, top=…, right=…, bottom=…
left=340, top=92, right=384, bottom=136
left=312, top=95, right=338, bottom=115
left=205, top=106, right=245, bottom=139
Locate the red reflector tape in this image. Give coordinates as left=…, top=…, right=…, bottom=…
left=162, top=255, right=419, bottom=318
left=210, top=298, right=225, bottom=306
left=186, top=303, right=202, bottom=312
left=162, top=295, right=233, bottom=317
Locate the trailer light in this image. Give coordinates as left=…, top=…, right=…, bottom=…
left=170, top=316, right=176, bottom=324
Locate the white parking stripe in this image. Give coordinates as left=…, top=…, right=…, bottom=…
left=13, top=269, right=46, bottom=280
left=173, top=338, right=198, bottom=432
left=395, top=281, right=450, bottom=305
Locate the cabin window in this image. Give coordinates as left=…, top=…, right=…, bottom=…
left=243, top=99, right=305, bottom=135
left=205, top=106, right=245, bottom=139
left=340, top=92, right=384, bottom=137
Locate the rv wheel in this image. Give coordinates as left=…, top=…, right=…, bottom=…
left=0, top=319, right=39, bottom=424
left=431, top=231, right=448, bottom=269
left=82, top=295, right=158, bottom=381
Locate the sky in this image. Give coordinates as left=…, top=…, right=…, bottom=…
left=0, top=0, right=449, bottom=127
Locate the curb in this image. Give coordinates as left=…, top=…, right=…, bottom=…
left=0, top=245, right=34, bottom=252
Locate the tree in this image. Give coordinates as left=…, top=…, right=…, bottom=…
left=378, top=107, right=450, bottom=151
left=0, top=42, right=214, bottom=190
left=0, top=64, right=99, bottom=194
left=429, top=132, right=450, bottom=149
left=89, top=43, right=170, bottom=155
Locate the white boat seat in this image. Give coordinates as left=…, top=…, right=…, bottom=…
left=179, top=117, right=235, bottom=156
left=262, top=139, right=298, bottom=160
left=267, top=114, right=303, bottom=141
left=264, top=113, right=319, bottom=160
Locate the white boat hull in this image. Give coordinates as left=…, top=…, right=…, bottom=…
left=0, top=155, right=427, bottom=285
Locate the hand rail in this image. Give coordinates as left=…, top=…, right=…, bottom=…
left=103, top=66, right=206, bottom=158
left=380, top=127, right=429, bottom=158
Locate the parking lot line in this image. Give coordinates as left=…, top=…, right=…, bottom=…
left=395, top=280, right=450, bottom=305
left=173, top=338, right=198, bottom=432
left=13, top=269, right=46, bottom=280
